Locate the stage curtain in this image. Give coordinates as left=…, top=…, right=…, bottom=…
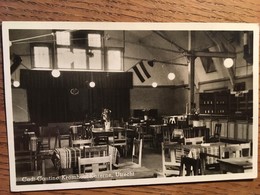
left=21, top=70, right=132, bottom=123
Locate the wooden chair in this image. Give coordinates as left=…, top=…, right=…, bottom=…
left=109, top=127, right=128, bottom=157
left=132, top=138, right=143, bottom=167
left=240, top=142, right=251, bottom=157
left=83, top=145, right=108, bottom=158
left=219, top=144, right=242, bottom=159
left=138, top=124, right=154, bottom=148
left=169, top=128, right=184, bottom=144
left=92, top=128, right=109, bottom=146
left=209, top=124, right=222, bottom=143
left=116, top=138, right=143, bottom=169
left=181, top=156, right=201, bottom=176
left=72, top=139, right=93, bottom=147
left=162, top=125, right=172, bottom=143
left=78, top=155, right=112, bottom=173
left=38, top=126, right=51, bottom=150
left=84, top=124, right=93, bottom=139
left=54, top=128, right=71, bottom=148
left=161, top=142, right=183, bottom=177
left=79, top=145, right=109, bottom=173
left=70, top=125, right=84, bottom=140
left=184, top=136, right=204, bottom=145
left=15, top=135, right=39, bottom=173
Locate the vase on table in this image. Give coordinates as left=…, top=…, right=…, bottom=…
left=105, top=121, right=111, bottom=131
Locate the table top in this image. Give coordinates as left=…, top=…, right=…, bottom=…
left=182, top=142, right=226, bottom=150
left=217, top=157, right=252, bottom=168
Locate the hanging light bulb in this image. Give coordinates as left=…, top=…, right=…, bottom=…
left=168, top=72, right=176, bottom=80
left=13, top=80, right=20, bottom=87
left=51, top=69, right=61, bottom=78
left=89, top=81, right=96, bottom=88
left=223, top=58, right=234, bottom=68
left=152, top=82, right=158, bottom=88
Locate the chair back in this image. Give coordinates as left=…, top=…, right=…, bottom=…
left=214, top=124, right=222, bottom=138
left=78, top=155, right=112, bottom=173
left=110, top=127, right=128, bottom=156
left=79, top=145, right=110, bottom=173
left=111, top=127, right=127, bottom=146
left=83, top=145, right=108, bottom=158
left=184, top=136, right=204, bottom=145
left=161, top=142, right=183, bottom=177
left=84, top=124, right=93, bottom=139
left=240, top=142, right=251, bottom=157
left=132, top=138, right=143, bottom=167
left=72, top=139, right=93, bottom=147
left=220, top=144, right=242, bottom=159
left=181, top=156, right=201, bottom=176
left=162, top=126, right=171, bottom=143
left=38, top=126, right=51, bottom=150
left=55, top=128, right=71, bottom=148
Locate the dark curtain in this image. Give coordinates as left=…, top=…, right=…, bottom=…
left=27, top=89, right=70, bottom=124
left=70, top=88, right=130, bottom=122
left=21, top=70, right=132, bottom=123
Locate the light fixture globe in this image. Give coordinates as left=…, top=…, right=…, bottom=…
left=152, top=82, right=158, bottom=88
left=224, top=58, right=234, bottom=68
left=13, top=80, right=20, bottom=87
left=51, top=69, right=61, bottom=78
left=168, top=72, right=176, bottom=80
left=89, top=81, right=96, bottom=88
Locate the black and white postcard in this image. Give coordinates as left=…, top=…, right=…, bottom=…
left=2, top=22, right=259, bottom=191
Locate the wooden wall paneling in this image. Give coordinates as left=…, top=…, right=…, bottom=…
left=228, top=121, right=236, bottom=140
left=219, top=119, right=228, bottom=138
left=0, top=0, right=260, bottom=194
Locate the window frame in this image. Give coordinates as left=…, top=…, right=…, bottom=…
left=105, top=47, right=124, bottom=71
left=30, top=43, right=53, bottom=69
left=30, top=31, right=124, bottom=72
left=86, top=31, right=104, bottom=70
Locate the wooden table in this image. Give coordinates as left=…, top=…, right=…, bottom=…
left=217, top=157, right=253, bottom=174
left=182, top=142, right=227, bottom=175
left=92, top=127, right=130, bottom=137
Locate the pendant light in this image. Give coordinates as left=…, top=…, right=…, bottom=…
left=152, top=82, right=158, bottom=88
left=223, top=58, right=234, bottom=68
left=51, top=69, right=61, bottom=78
left=89, top=72, right=95, bottom=88
left=168, top=72, right=176, bottom=80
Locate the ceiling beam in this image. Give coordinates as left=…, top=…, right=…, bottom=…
left=124, top=56, right=188, bottom=69
left=186, top=51, right=236, bottom=58
left=153, top=31, right=186, bottom=52
left=110, top=37, right=182, bottom=54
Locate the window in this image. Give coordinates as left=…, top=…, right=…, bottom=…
left=88, top=34, right=101, bottom=47
left=107, top=49, right=123, bottom=71
left=87, top=33, right=103, bottom=70
left=56, top=31, right=70, bottom=46
left=31, top=31, right=123, bottom=71
left=73, top=49, right=87, bottom=69
left=57, top=48, right=73, bottom=69
left=89, top=50, right=102, bottom=70
left=33, top=46, right=50, bottom=68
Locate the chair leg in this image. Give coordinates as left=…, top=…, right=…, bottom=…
left=124, top=145, right=128, bottom=157
left=54, top=136, right=58, bottom=148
